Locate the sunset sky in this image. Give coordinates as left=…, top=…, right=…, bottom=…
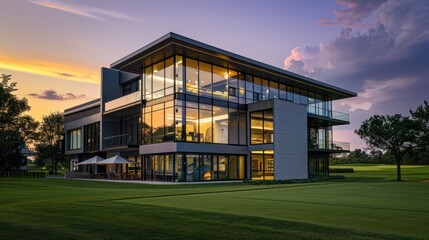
left=1, top=0, right=428, bottom=150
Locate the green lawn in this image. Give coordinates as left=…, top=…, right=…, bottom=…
left=1, top=165, right=428, bottom=239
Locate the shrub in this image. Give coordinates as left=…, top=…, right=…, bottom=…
left=329, top=168, right=354, bottom=173
left=244, top=175, right=345, bottom=185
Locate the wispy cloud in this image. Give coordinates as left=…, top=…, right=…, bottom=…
left=28, top=89, right=85, bottom=101
left=29, top=0, right=137, bottom=21
left=0, top=54, right=99, bottom=84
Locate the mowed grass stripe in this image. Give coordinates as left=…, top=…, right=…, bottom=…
left=120, top=181, right=429, bottom=238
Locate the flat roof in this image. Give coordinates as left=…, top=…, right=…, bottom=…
left=111, top=32, right=356, bottom=100
left=64, top=98, right=100, bottom=115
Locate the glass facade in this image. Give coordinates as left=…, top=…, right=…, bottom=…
left=141, top=153, right=245, bottom=182
left=137, top=53, right=344, bottom=181
left=251, top=150, right=274, bottom=180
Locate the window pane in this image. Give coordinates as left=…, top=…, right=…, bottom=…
left=165, top=57, right=174, bottom=95
left=250, top=111, right=263, bottom=144
left=264, top=109, right=273, bottom=144
left=165, top=107, right=174, bottom=141
left=199, top=62, right=212, bottom=98
left=264, top=150, right=274, bottom=180
left=175, top=55, right=184, bottom=93
left=218, top=155, right=228, bottom=180
left=262, top=79, right=269, bottom=100
left=152, top=109, right=164, bottom=143
left=185, top=58, right=198, bottom=95
left=144, top=66, right=152, bottom=100
left=279, top=84, right=287, bottom=99
left=251, top=151, right=263, bottom=180
left=213, top=105, right=228, bottom=143
left=270, top=81, right=279, bottom=99
left=199, top=105, right=212, bottom=143
left=185, top=107, right=198, bottom=142
left=175, top=104, right=184, bottom=141
left=212, top=66, right=228, bottom=100
left=239, top=110, right=247, bottom=145
left=153, top=61, right=165, bottom=99
left=228, top=108, right=239, bottom=144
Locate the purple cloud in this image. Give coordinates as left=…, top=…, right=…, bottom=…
left=284, top=0, right=429, bottom=112
left=28, top=89, right=85, bottom=101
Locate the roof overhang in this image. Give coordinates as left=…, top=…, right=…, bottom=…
left=111, top=32, right=357, bottom=100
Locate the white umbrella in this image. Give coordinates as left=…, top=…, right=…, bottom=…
left=77, top=156, right=105, bottom=165
left=96, top=155, right=139, bottom=165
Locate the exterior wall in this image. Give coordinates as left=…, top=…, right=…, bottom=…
left=273, top=99, right=308, bottom=179
left=64, top=109, right=101, bottom=155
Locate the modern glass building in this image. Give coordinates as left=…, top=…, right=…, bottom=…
left=64, top=33, right=356, bottom=182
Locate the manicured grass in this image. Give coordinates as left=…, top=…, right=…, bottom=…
left=1, top=165, right=428, bottom=239
left=331, top=164, right=429, bottom=181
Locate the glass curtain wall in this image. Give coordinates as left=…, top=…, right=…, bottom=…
left=142, top=153, right=245, bottom=182
left=142, top=101, right=174, bottom=144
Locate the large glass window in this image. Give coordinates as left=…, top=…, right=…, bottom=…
left=68, top=128, right=81, bottom=150
left=251, top=150, right=274, bottom=180
left=142, top=101, right=174, bottom=144
left=250, top=109, right=273, bottom=144
left=84, top=122, right=99, bottom=152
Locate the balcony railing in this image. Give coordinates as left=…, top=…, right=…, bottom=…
left=309, top=141, right=350, bottom=152
left=104, top=91, right=141, bottom=112
left=307, top=107, right=350, bottom=122
left=103, top=134, right=139, bottom=149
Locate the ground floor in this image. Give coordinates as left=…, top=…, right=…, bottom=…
left=69, top=150, right=331, bottom=182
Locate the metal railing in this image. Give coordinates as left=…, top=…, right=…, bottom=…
left=309, top=141, right=350, bottom=151
left=103, top=134, right=139, bottom=148
left=307, top=107, right=350, bottom=122
left=104, top=91, right=141, bottom=112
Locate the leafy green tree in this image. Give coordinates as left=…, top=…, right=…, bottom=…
left=355, top=114, right=419, bottom=181
left=410, top=101, right=429, bottom=159
left=0, top=74, right=38, bottom=175
left=35, top=112, right=64, bottom=174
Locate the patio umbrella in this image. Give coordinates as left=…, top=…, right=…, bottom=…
left=76, top=156, right=105, bottom=165
left=96, top=155, right=140, bottom=165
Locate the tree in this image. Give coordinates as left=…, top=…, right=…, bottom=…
left=0, top=74, right=38, bottom=175
left=355, top=114, right=419, bottom=181
left=410, top=101, right=429, bottom=158
left=36, top=112, right=64, bottom=174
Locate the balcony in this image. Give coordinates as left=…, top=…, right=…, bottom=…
left=307, top=108, right=350, bottom=125
left=103, top=133, right=139, bottom=150
left=309, top=141, right=350, bottom=152
left=104, top=91, right=141, bottom=113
